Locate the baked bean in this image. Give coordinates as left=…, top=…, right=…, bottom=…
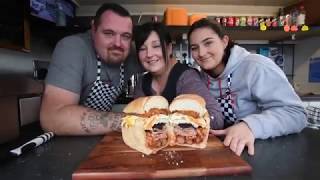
left=201, top=128, right=207, bottom=136
left=186, top=139, right=193, bottom=144
left=176, top=135, right=185, bottom=144
left=156, top=140, right=162, bottom=147
left=161, top=138, right=167, bottom=146
left=197, top=129, right=204, bottom=138
left=195, top=136, right=202, bottom=143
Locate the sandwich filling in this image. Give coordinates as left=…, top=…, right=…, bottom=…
left=144, top=109, right=170, bottom=149
left=122, top=94, right=210, bottom=154
left=170, top=111, right=207, bottom=145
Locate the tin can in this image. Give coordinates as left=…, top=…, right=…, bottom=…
left=240, top=16, right=246, bottom=26
left=227, top=16, right=234, bottom=27
left=235, top=17, right=240, bottom=26
left=247, top=16, right=253, bottom=26
left=215, top=17, right=221, bottom=24
left=253, top=17, right=259, bottom=27
left=222, top=17, right=227, bottom=26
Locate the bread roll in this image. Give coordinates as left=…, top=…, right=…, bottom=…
left=122, top=96, right=170, bottom=155
left=123, top=96, right=169, bottom=114
left=169, top=94, right=210, bottom=149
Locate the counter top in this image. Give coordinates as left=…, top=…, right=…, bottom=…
left=300, top=95, right=320, bottom=101
left=1, top=122, right=319, bottom=180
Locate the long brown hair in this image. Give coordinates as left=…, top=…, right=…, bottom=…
left=188, top=18, right=235, bottom=66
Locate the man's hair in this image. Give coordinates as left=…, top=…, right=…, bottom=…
left=93, top=3, right=132, bottom=28
left=134, top=22, right=172, bottom=64
left=188, top=18, right=235, bottom=66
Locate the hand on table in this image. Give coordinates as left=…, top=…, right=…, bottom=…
left=210, top=121, right=255, bottom=156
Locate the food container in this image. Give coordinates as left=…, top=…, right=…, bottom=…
left=189, top=14, right=207, bottom=25
left=253, top=17, right=259, bottom=27
left=247, top=16, right=253, bottom=26
left=240, top=16, right=247, bottom=26
left=215, top=16, right=221, bottom=24
left=234, top=17, right=240, bottom=26
left=164, top=7, right=188, bottom=26
left=227, top=16, right=234, bottom=27
left=222, top=17, right=227, bottom=26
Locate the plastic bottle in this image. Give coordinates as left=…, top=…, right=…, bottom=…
left=291, top=7, right=299, bottom=26
left=297, top=5, right=306, bottom=26
left=278, top=8, right=285, bottom=26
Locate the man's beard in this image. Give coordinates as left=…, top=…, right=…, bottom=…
left=105, top=46, right=127, bottom=64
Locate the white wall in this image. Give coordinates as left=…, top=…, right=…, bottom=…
left=294, top=36, right=320, bottom=95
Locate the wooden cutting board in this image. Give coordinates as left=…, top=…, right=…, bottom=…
left=73, top=132, right=251, bottom=180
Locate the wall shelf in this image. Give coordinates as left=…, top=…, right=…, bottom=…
left=168, top=26, right=320, bottom=42
left=68, top=16, right=320, bottom=44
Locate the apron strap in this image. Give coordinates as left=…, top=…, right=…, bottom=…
left=96, top=58, right=124, bottom=88
left=225, top=74, right=232, bottom=94
left=96, top=60, right=102, bottom=81
left=207, top=73, right=233, bottom=95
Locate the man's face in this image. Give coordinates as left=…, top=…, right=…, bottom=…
left=91, top=10, right=133, bottom=64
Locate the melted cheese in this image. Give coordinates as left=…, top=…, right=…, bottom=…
left=169, top=113, right=199, bottom=128
left=144, top=114, right=169, bottom=130
left=154, top=114, right=169, bottom=124
left=121, top=116, right=139, bottom=128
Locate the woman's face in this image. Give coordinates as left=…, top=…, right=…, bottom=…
left=189, top=27, right=228, bottom=74
left=138, top=31, right=166, bottom=75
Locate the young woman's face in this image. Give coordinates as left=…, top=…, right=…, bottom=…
left=138, top=31, right=166, bottom=74
left=189, top=27, right=228, bottom=74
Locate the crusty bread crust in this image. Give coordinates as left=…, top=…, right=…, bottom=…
left=169, top=94, right=207, bottom=117
left=122, top=96, right=170, bottom=155
left=123, top=96, right=169, bottom=114
left=174, top=94, right=206, bottom=107
left=123, top=97, right=149, bottom=114
left=169, top=94, right=209, bottom=127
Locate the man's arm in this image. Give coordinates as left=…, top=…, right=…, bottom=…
left=40, top=84, right=124, bottom=136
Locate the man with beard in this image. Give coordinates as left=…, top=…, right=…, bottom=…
left=40, top=3, right=141, bottom=135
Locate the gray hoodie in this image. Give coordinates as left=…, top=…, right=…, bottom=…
left=201, top=45, right=307, bottom=139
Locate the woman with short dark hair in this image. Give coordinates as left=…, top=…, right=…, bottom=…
left=134, top=22, right=224, bottom=129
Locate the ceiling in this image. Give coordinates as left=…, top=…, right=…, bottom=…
left=74, top=0, right=299, bottom=6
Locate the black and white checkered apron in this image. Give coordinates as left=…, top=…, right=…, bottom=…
left=84, top=59, right=125, bottom=111
left=208, top=74, right=237, bottom=127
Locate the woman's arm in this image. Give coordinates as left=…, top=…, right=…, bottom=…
left=241, top=60, right=307, bottom=139
left=176, top=69, right=224, bottom=129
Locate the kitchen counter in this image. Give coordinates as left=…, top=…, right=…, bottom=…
left=0, top=75, right=43, bottom=144
left=300, top=94, right=320, bottom=101
left=1, top=122, right=319, bottom=180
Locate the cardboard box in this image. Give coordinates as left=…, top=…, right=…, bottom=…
left=164, top=7, right=188, bottom=26
left=189, top=14, right=207, bottom=25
